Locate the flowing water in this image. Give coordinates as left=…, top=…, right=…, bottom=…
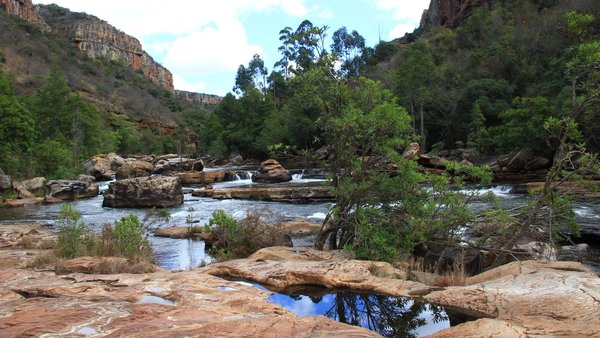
left=2, top=170, right=599, bottom=336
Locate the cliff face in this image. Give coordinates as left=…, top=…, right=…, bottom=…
left=0, top=0, right=50, bottom=31
left=176, top=90, right=223, bottom=105
left=421, top=0, right=492, bottom=29
left=57, top=22, right=174, bottom=92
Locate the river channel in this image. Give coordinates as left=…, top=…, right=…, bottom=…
left=1, top=168, right=599, bottom=337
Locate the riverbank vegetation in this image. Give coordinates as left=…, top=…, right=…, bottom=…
left=29, top=205, right=170, bottom=274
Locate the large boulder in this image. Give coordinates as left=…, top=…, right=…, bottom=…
left=12, top=177, right=45, bottom=191
left=251, top=159, right=292, bottom=183
left=115, top=160, right=154, bottom=180
left=44, top=180, right=100, bottom=200
left=83, top=154, right=115, bottom=181
left=102, top=176, right=183, bottom=208
left=173, top=171, right=237, bottom=185
left=153, top=155, right=203, bottom=174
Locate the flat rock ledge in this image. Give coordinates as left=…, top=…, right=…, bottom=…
left=425, top=260, right=600, bottom=337
left=192, top=186, right=334, bottom=203
left=0, top=266, right=380, bottom=337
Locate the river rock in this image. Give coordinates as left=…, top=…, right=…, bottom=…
left=276, top=220, right=322, bottom=235
left=193, top=186, right=334, bottom=202
left=173, top=170, right=237, bottom=185
left=12, top=177, right=45, bottom=190
left=76, top=174, right=96, bottom=182
left=0, top=222, right=56, bottom=248
left=252, top=159, right=292, bottom=183
left=154, top=226, right=197, bottom=239
left=229, top=154, right=244, bottom=166
left=204, top=250, right=431, bottom=296
left=44, top=180, right=99, bottom=200
left=15, top=186, right=35, bottom=199
left=103, top=176, right=183, bottom=208
left=115, top=160, right=154, bottom=180
left=153, top=155, right=203, bottom=174
left=524, top=157, right=551, bottom=171
left=83, top=154, right=115, bottom=181
left=3, top=198, right=43, bottom=207
left=0, top=174, right=11, bottom=190
left=425, top=261, right=600, bottom=337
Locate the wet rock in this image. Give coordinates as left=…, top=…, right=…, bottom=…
left=524, top=157, right=551, bottom=171
left=192, top=186, right=334, bottom=203
left=425, top=261, right=600, bottom=337
left=103, top=176, right=183, bottom=208
left=252, top=159, right=292, bottom=183
left=115, top=160, right=154, bottom=180
left=44, top=180, right=99, bottom=200
left=173, top=170, right=237, bottom=185
left=3, top=198, right=43, bottom=207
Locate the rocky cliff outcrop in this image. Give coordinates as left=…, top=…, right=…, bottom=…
left=421, top=0, right=492, bottom=29
left=176, top=90, right=223, bottom=105
left=0, top=0, right=50, bottom=31
left=57, top=22, right=174, bottom=92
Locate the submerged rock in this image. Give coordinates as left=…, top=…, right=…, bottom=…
left=102, top=176, right=183, bottom=208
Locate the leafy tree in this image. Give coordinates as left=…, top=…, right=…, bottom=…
left=0, top=70, right=35, bottom=155
left=331, top=27, right=367, bottom=77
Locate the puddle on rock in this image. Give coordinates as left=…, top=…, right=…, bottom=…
left=149, top=287, right=167, bottom=292
left=77, top=327, right=98, bottom=335
left=218, top=286, right=239, bottom=291
left=136, top=294, right=177, bottom=306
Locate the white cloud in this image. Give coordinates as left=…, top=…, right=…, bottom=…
left=388, top=23, right=417, bottom=39
left=376, top=0, right=430, bottom=22
left=162, top=19, right=263, bottom=76
left=173, top=75, right=206, bottom=92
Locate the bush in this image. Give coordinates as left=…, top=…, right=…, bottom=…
left=204, top=210, right=289, bottom=260
left=113, top=214, right=152, bottom=261
left=55, top=204, right=95, bottom=258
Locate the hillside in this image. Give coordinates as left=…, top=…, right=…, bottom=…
left=0, top=0, right=226, bottom=179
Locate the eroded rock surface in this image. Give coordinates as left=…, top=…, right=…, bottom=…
left=0, top=266, right=380, bottom=337
left=44, top=180, right=99, bottom=200
left=424, top=261, right=600, bottom=337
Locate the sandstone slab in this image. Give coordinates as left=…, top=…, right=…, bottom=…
left=193, top=186, right=334, bottom=203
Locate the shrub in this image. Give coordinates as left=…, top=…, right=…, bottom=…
left=113, top=214, right=152, bottom=261
left=55, top=204, right=95, bottom=258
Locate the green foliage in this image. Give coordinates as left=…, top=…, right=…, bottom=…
left=204, top=210, right=247, bottom=259
left=56, top=205, right=94, bottom=259
left=113, top=214, right=152, bottom=259
left=566, top=11, right=595, bottom=41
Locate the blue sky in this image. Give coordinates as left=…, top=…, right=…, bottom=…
left=34, top=0, right=431, bottom=96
